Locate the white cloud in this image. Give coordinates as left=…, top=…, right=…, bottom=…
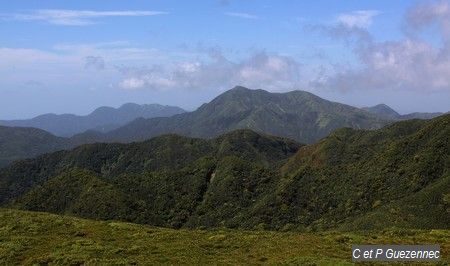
left=119, top=78, right=146, bottom=90
left=53, top=42, right=165, bottom=62
left=0, top=42, right=168, bottom=92
left=116, top=52, right=302, bottom=91
left=337, top=10, right=380, bottom=28
left=225, top=12, right=259, bottom=19
left=313, top=2, right=450, bottom=92
left=0, top=43, right=166, bottom=70
left=4, top=9, right=167, bottom=26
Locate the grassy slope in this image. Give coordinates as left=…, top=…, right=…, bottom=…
left=0, top=208, right=448, bottom=265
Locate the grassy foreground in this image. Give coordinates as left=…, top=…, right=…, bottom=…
left=0, top=208, right=448, bottom=265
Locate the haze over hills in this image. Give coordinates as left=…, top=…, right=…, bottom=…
left=363, top=103, right=443, bottom=120
left=0, top=103, right=186, bottom=137
left=0, top=126, right=70, bottom=168
left=0, top=114, right=448, bottom=230
left=80, top=86, right=389, bottom=144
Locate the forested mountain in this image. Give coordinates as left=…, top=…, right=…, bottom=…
left=0, top=103, right=186, bottom=137
left=280, top=114, right=449, bottom=230
left=1, top=114, right=448, bottom=230
left=80, top=86, right=388, bottom=144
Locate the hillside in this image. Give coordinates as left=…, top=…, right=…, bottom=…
left=0, top=115, right=448, bottom=231
left=79, top=86, right=389, bottom=144
left=2, top=208, right=448, bottom=265
left=0, top=126, right=69, bottom=168
left=280, top=114, right=449, bottom=230
left=0, top=130, right=301, bottom=226
left=0, top=103, right=186, bottom=137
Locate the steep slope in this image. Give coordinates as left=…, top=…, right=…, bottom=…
left=0, top=103, right=186, bottom=137
left=0, top=115, right=448, bottom=231
left=94, top=86, right=388, bottom=144
left=0, top=126, right=69, bottom=168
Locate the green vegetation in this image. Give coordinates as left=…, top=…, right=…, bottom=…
left=0, top=208, right=448, bottom=265
left=278, top=113, right=450, bottom=230
left=0, top=129, right=303, bottom=230
left=0, top=114, right=448, bottom=232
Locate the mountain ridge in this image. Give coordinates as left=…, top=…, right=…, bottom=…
left=0, top=126, right=69, bottom=168
left=1, top=86, right=447, bottom=168
left=0, top=103, right=186, bottom=137
left=81, top=86, right=389, bottom=144
left=363, top=103, right=443, bottom=120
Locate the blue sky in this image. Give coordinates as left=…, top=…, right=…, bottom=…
left=1, top=0, right=449, bottom=119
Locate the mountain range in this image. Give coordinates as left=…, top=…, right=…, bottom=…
left=0, top=114, right=448, bottom=230
left=73, top=86, right=389, bottom=144
left=0, top=86, right=446, bottom=168
left=0, top=103, right=186, bottom=137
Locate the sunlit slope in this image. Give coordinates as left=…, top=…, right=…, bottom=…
left=280, top=114, right=450, bottom=229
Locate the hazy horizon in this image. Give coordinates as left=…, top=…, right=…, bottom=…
left=1, top=0, right=450, bottom=119
left=1, top=85, right=448, bottom=120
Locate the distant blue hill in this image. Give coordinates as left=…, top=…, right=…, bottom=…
left=362, top=104, right=442, bottom=120
left=0, top=103, right=186, bottom=137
